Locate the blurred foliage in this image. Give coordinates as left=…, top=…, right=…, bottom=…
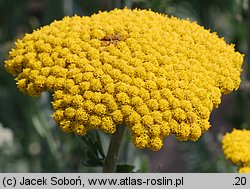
left=0, top=0, right=249, bottom=172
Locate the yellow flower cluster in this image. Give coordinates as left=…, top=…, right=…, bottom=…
left=5, top=9, right=243, bottom=150
left=238, top=167, right=250, bottom=173
left=222, top=129, right=250, bottom=171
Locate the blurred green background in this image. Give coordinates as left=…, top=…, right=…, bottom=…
left=0, top=0, right=249, bottom=172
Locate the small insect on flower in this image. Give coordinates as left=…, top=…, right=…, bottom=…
left=101, top=34, right=128, bottom=46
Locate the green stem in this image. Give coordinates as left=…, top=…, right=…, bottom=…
left=102, top=124, right=126, bottom=173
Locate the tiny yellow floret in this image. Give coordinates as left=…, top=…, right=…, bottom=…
left=238, top=167, right=250, bottom=173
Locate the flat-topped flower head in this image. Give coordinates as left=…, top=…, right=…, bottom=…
left=222, top=129, right=250, bottom=166
left=5, top=8, right=243, bottom=151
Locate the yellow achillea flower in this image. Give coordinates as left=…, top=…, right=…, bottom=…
left=5, top=9, right=243, bottom=151
left=238, top=167, right=250, bottom=173
left=222, top=129, right=250, bottom=167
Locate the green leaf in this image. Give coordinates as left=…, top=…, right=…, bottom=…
left=116, top=164, right=135, bottom=173
left=79, top=130, right=106, bottom=168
